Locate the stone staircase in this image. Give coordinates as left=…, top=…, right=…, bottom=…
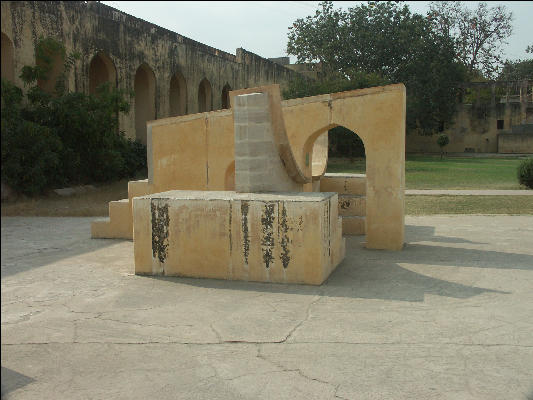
left=91, top=179, right=152, bottom=239
left=320, top=173, right=366, bottom=235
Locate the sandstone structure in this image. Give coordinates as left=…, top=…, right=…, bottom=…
left=0, top=1, right=303, bottom=144
left=125, top=84, right=405, bottom=284
left=92, top=83, right=406, bottom=259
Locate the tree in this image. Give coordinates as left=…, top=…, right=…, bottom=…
left=498, top=59, right=533, bottom=81
left=437, top=133, right=450, bottom=159
left=428, top=1, right=513, bottom=79
left=1, top=37, right=145, bottom=196
left=287, top=1, right=466, bottom=135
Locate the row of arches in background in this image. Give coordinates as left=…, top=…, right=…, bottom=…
left=90, top=52, right=233, bottom=144
left=87, top=51, right=233, bottom=144
left=0, top=33, right=233, bottom=145
left=1, top=33, right=367, bottom=161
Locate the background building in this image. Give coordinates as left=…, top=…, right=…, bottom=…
left=1, top=1, right=303, bottom=144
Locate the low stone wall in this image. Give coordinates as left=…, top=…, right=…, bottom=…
left=497, top=133, right=533, bottom=154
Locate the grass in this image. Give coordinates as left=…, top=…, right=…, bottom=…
left=327, top=155, right=531, bottom=190
left=406, top=195, right=533, bottom=215
left=2, top=156, right=532, bottom=217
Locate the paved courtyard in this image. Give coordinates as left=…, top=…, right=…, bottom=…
left=1, top=215, right=532, bottom=400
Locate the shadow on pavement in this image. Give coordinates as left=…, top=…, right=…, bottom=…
left=146, top=223, right=526, bottom=303
left=1, top=366, right=35, bottom=397
left=1, top=217, right=126, bottom=278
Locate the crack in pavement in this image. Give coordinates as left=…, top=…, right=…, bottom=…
left=256, top=344, right=339, bottom=395
left=282, top=295, right=322, bottom=344
left=2, top=341, right=532, bottom=347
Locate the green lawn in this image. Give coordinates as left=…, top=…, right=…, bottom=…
left=326, top=155, right=531, bottom=190
left=406, top=195, right=533, bottom=215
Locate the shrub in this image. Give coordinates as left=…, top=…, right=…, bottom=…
left=1, top=38, right=147, bottom=196
left=517, top=158, right=533, bottom=189
left=437, top=133, right=449, bottom=159
left=1, top=80, right=63, bottom=195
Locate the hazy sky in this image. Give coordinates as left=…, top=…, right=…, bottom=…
left=101, top=1, right=533, bottom=63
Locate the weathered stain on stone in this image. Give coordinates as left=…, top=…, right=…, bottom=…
left=241, top=201, right=250, bottom=265
left=228, top=201, right=232, bottom=252
left=280, top=203, right=290, bottom=269
left=151, top=199, right=169, bottom=264
left=323, top=200, right=331, bottom=257
left=328, top=200, right=331, bottom=256
left=340, top=199, right=350, bottom=209
left=260, top=202, right=275, bottom=269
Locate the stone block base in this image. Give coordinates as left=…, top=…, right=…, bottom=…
left=133, top=190, right=345, bottom=285
left=320, top=173, right=366, bottom=195
left=342, top=216, right=366, bottom=235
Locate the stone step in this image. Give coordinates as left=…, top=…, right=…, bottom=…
left=91, top=199, right=132, bottom=239
left=338, top=194, right=365, bottom=217
left=342, top=216, right=366, bottom=236
left=320, top=173, right=366, bottom=195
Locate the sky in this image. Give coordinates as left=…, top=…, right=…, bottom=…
left=100, top=1, right=533, bottom=63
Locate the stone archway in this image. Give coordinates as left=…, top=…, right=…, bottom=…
left=169, top=70, right=186, bottom=117
left=134, top=63, right=156, bottom=145
left=1, top=32, right=14, bottom=82
left=198, top=78, right=212, bottom=113
left=221, top=83, right=232, bottom=109
left=89, top=51, right=117, bottom=94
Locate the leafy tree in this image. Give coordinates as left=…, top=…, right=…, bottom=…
left=287, top=1, right=466, bottom=135
left=1, top=80, right=63, bottom=195
left=1, top=37, right=146, bottom=196
left=428, top=1, right=513, bottom=79
left=498, top=59, right=533, bottom=81
left=437, top=133, right=450, bottom=159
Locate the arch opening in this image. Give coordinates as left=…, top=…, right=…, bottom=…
left=1, top=32, right=14, bottom=83
left=89, top=52, right=116, bottom=94
left=169, top=71, right=186, bottom=117
left=310, top=125, right=367, bottom=237
left=327, top=125, right=366, bottom=170
left=198, top=78, right=212, bottom=113
left=134, top=63, right=156, bottom=145
left=221, top=83, right=232, bottom=109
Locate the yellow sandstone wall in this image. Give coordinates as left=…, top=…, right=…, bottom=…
left=94, top=84, right=406, bottom=251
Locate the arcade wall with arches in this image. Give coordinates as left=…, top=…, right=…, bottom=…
left=1, top=1, right=303, bottom=144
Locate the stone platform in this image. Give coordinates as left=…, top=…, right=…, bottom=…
left=133, top=190, right=345, bottom=285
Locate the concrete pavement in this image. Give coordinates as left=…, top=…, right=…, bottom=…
left=2, top=216, right=533, bottom=400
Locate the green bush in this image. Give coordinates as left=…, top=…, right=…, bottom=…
left=1, top=80, right=63, bottom=195
left=1, top=37, right=146, bottom=196
left=517, top=158, right=533, bottom=189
